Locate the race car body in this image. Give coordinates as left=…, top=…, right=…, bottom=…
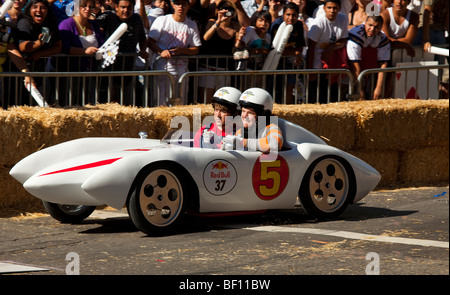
left=10, top=119, right=380, bottom=235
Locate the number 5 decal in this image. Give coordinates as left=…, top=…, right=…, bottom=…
left=252, top=155, right=289, bottom=200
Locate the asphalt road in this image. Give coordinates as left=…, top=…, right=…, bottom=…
left=0, top=186, right=448, bottom=281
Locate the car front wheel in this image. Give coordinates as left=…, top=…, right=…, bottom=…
left=42, top=201, right=96, bottom=223
left=299, top=156, right=354, bottom=220
left=128, top=163, right=188, bottom=236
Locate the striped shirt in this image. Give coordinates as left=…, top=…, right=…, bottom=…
left=347, top=24, right=391, bottom=63
left=236, top=123, right=284, bottom=153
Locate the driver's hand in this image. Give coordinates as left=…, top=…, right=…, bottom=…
left=202, top=130, right=214, bottom=144
left=221, top=135, right=242, bottom=151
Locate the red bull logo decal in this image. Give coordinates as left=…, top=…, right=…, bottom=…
left=212, top=161, right=229, bottom=170
left=211, top=161, right=231, bottom=179
left=203, top=159, right=237, bottom=196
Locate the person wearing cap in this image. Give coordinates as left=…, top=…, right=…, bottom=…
left=222, top=87, right=283, bottom=154
left=193, top=86, right=242, bottom=149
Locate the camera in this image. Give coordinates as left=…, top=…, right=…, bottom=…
left=41, top=27, right=51, bottom=43
left=221, top=6, right=235, bottom=17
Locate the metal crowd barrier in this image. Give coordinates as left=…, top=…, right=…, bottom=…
left=358, top=64, right=449, bottom=100
left=179, top=68, right=354, bottom=104
left=1, top=52, right=448, bottom=108
left=1, top=70, right=175, bottom=108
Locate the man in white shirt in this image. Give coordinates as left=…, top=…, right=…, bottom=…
left=306, top=0, right=348, bottom=103
left=148, top=0, right=202, bottom=105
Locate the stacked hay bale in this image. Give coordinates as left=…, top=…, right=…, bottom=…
left=0, top=100, right=448, bottom=215
left=275, top=100, right=449, bottom=186
left=351, top=100, right=448, bottom=186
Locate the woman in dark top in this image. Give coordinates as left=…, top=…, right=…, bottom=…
left=198, top=0, right=240, bottom=103
left=14, top=0, right=61, bottom=72
left=12, top=0, right=61, bottom=105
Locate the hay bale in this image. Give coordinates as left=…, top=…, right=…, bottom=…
left=274, top=103, right=358, bottom=150
left=399, top=146, right=449, bottom=185
left=0, top=167, right=43, bottom=216
left=0, top=107, right=50, bottom=166
left=353, top=99, right=449, bottom=151
left=0, top=104, right=160, bottom=165
left=151, top=104, right=214, bottom=137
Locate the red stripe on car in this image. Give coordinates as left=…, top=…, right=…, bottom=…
left=39, top=158, right=122, bottom=177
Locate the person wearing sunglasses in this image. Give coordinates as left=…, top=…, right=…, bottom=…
left=58, top=0, right=105, bottom=105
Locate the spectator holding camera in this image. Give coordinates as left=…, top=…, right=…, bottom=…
left=207, top=0, right=250, bottom=27
left=13, top=0, right=62, bottom=76
left=199, top=0, right=240, bottom=102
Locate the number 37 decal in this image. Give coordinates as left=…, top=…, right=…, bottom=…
left=252, top=155, right=289, bottom=200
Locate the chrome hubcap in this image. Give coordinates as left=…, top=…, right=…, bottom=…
left=139, top=169, right=183, bottom=227
left=309, top=158, right=349, bottom=212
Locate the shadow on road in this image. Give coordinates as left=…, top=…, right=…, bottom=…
left=78, top=204, right=418, bottom=236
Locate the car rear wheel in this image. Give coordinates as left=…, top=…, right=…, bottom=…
left=299, top=156, right=354, bottom=220
left=42, top=201, right=96, bottom=223
left=128, top=163, right=188, bottom=236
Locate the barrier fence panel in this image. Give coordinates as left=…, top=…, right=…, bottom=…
left=178, top=68, right=355, bottom=105
left=0, top=70, right=174, bottom=109
left=357, top=64, right=449, bottom=100
left=1, top=52, right=448, bottom=108
left=153, top=54, right=305, bottom=105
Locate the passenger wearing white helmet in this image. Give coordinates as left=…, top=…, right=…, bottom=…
left=194, top=87, right=242, bottom=149
left=222, top=88, right=284, bottom=153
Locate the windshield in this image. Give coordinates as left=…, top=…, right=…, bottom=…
left=162, top=128, right=194, bottom=147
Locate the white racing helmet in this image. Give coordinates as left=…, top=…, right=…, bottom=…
left=239, top=88, right=273, bottom=115
left=211, top=87, right=242, bottom=112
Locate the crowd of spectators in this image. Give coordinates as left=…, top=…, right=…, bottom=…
left=0, top=0, right=448, bottom=107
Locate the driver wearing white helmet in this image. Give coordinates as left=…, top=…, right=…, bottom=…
left=222, top=88, right=284, bottom=154
left=194, top=87, right=242, bottom=149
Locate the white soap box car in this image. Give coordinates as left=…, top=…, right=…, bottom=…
left=10, top=119, right=380, bottom=235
